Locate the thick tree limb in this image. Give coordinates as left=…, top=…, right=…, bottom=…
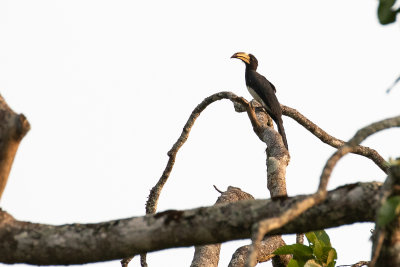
left=244, top=100, right=290, bottom=265
left=0, top=95, right=30, bottom=200
left=0, top=182, right=380, bottom=265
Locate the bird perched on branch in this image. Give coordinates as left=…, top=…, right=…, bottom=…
left=231, top=52, right=288, bottom=150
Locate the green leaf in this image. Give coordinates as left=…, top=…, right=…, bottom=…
left=325, top=247, right=338, bottom=265
left=306, top=231, right=331, bottom=247
left=287, top=259, right=302, bottom=267
left=377, top=196, right=400, bottom=227
left=314, top=230, right=331, bottom=247
left=274, top=244, right=314, bottom=261
left=378, top=0, right=398, bottom=25
left=312, top=239, right=323, bottom=262
left=305, top=232, right=317, bottom=246
left=281, top=230, right=336, bottom=266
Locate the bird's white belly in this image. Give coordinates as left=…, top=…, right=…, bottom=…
left=247, top=85, right=266, bottom=106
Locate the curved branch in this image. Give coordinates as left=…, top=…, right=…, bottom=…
left=318, top=115, right=400, bottom=192
left=141, top=91, right=265, bottom=266
left=145, top=92, right=259, bottom=215
left=282, top=105, right=389, bottom=173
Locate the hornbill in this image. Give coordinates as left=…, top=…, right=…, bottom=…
left=231, top=52, right=288, bottom=150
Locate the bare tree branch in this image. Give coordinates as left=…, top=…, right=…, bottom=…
left=386, top=74, right=400, bottom=93
left=337, top=261, right=370, bottom=267
left=145, top=92, right=263, bottom=215
left=319, top=115, right=400, bottom=192
left=0, top=182, right=380, bottom=265
left=351, top=260, right=370, bottom=267
left=282, top=105, right=389, bottom=173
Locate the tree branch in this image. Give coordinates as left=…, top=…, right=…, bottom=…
left=190, top=186, right=254, bottom=267
left=228, top=236, right=291, bottom=267
left=318, top=115, right=400, bottom=192
left=145, top=92, right=262, bottom=216
left=0, top=182, right=380, bottom=265
left=282, top=105, right=389, bottom=173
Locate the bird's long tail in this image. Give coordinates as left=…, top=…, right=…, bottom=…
left=277, top=118, right=289, bottom=150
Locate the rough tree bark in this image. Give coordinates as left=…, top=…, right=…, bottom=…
left=190, top=186, right=255, bottom=267
left=0, top=182, right=381, bottom=265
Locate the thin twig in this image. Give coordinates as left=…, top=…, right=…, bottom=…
left=386, top=74, right=400, bottom=93
left=370, top=231, right=385, bottom=267
left=282, top=105, right=389, bottom=173
left=337, top=261, right=369, bottom=267
left=213, top=185, right=224, bottom=194
left=351, top=261, right=369, bottom=267
left=318, top=115, right=400, bottom=191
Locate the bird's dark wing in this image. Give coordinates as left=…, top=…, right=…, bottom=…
left=267, top=79, right=276, bottom=93
left=246, top=70, right=282, bottom=120
left=267, top=80, right=276, bottom=93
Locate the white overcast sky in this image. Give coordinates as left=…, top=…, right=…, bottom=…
left=1, top=1, right=400, bottom=266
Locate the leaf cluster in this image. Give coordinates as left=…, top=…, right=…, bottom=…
left=274, top=230, right=337, bottom=267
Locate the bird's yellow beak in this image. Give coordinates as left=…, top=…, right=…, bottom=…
left=231, top=52, right=250, bottom=64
